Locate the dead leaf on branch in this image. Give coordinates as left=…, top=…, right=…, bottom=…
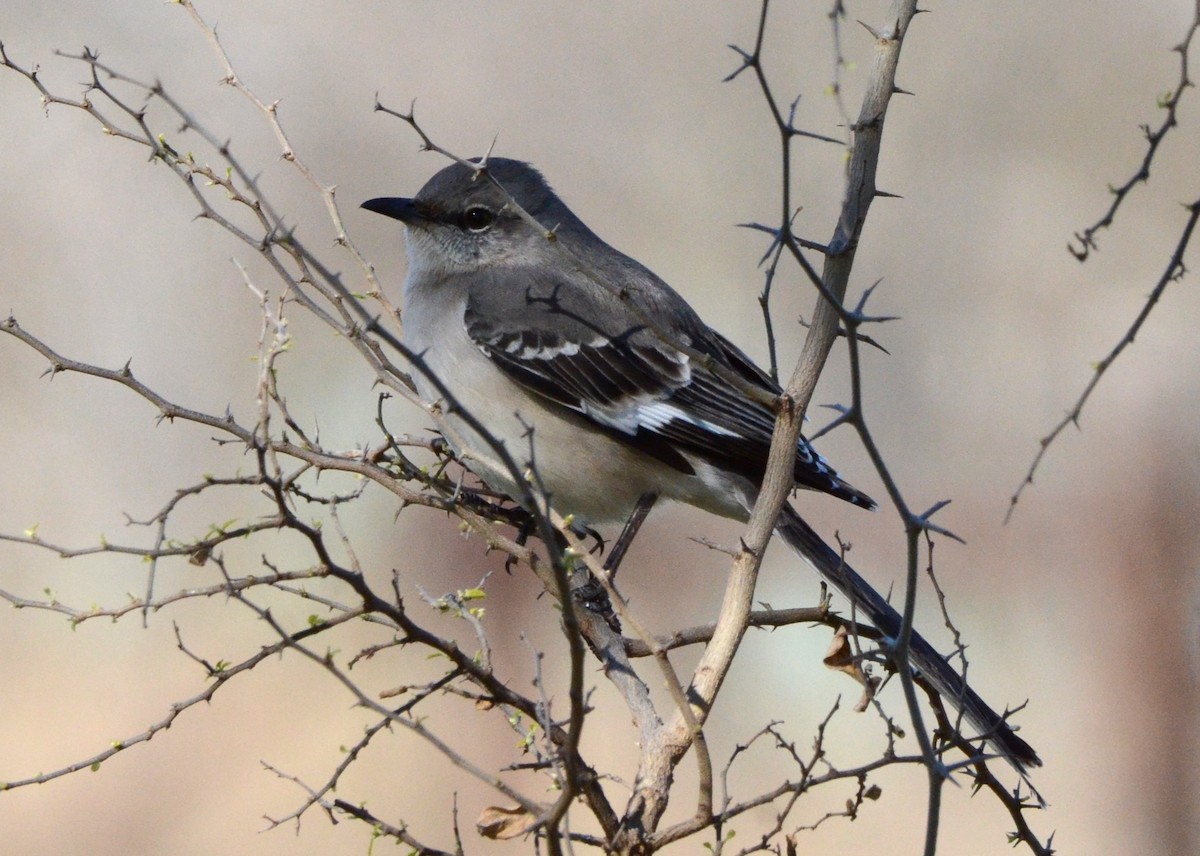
left=823, top=626, right=880, bottom=712
left=476, top=804, right=540, bottom=840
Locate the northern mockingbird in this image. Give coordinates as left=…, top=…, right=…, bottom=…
left=363, top=157, right=1040, bottom=773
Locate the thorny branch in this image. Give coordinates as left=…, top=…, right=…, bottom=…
left=1008, top=3, right=1200, bottom=520
left=730, top=2, right=1051, bottom=854
left=1068, top=4, right=1199, bottom=261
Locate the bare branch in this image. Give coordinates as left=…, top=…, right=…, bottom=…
left=1068, top=6, right=1200, bottom=260
left=1007, top=196, right=1200, bottom=521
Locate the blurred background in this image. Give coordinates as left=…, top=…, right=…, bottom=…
left=1, top=2, right=1197, bottom=853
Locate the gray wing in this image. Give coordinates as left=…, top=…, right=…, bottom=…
left=462, top=265, right=875, bottom=508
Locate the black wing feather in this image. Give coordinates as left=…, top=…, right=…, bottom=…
left=463, top=269, right=875, bottom=509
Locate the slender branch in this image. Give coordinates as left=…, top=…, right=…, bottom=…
left=1007, top=197, right=1200, bottom=521
left=1068, top=4, right=1200, bottom=260
left=0, top=602, right=359, bottom=790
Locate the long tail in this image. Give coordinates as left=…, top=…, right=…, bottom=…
left=774, top=503, right=1041, bottom=774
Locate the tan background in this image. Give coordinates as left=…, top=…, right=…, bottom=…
left=2, top=2, right=1198, bottom=853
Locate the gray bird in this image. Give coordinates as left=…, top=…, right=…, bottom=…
left=363, top=157, right=1040, bottom=773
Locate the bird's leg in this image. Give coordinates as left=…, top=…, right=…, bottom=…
left=505, top=512, right=536, bottom=574
left=583, top=525, right=607, bottom=556
left=567, top=494, right=658, bottom=633
left=603, top=492, right=658, bottom=578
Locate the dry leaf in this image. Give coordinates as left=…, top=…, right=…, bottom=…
left=823, top=626, right=880, bottom=712
left=476, top=804, right=539, bottom=840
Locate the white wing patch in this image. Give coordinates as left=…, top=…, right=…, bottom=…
left=636, top=402, right=741, bottom=437
left=583, top=399, right=742, bottom=439
left=480, top=333, right=749, bottom=446
left=503, top=338, right=586, bottom=359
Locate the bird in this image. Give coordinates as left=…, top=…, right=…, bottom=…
left=362, top=157, right=1040, bottom=773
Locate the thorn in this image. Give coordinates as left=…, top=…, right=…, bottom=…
left=874, top=189, right=903, bottom=199
left=726, top=43, right=753, bottom=63
left=892, top=85, right=914, bottom=96
left=722, top=44, right=755, bottom=82
left=738, top=537, right=761, bottom=559
left=858, top=19, right=885, bottom=39
left=858, top=279, right=883, bottom=306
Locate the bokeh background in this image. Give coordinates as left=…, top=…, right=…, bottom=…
left=2, top=2, right=1198, bottom=853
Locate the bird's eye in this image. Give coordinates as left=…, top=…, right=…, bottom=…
left=461, top=206, right=495, bottom=232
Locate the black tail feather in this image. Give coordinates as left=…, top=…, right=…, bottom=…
left=774, top=504, right=1041, bottom=775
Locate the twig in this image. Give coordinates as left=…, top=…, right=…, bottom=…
left=1068, top=6, right=1200, bottom=260
left=1007, top=197, right=1200, bottom=521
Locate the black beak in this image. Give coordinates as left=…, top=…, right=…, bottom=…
left=361, top=197, right=421, bottom=223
